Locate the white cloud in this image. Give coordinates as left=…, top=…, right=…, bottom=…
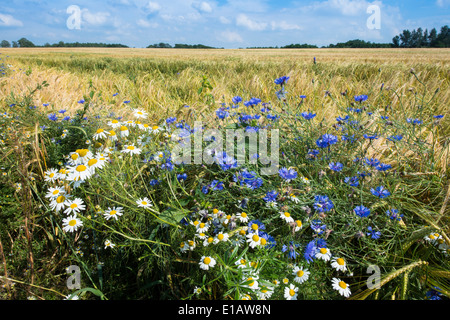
left=146, top=1, right=161, bottom=13
left=192, top=1, right=213, bottom=13
left=219, top=16, right=231, bottom=24
left=219, top=30, right=243, bottom=43
left=137, top=19, right=159, bottom=28
left=236, top=14, right=267, bottom=31
left=0, top=13, right=23, bottom=27
left=270, top=21, right=302, bottom=31
left=436, top=0, right=450, bottom=7
left=82, top=9, right=110, bottom=25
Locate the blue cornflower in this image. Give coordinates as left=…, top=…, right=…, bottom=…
left=371, top=185, right=390, bottom=198
left=336, top=115, right=349, bottom=122
left=266, top=113, right=279, bottom=121
left=216, top=108, right=229, bottom=119
left=166, top=117, right=177, bottom=124
left=344, top=176, right=359, bottom=187
left=274, top=76, right=290, bottom=86
left=78, top=99, right=85, bottom=104
left=376, top=163, right=392, bottom=171
left=301, top=112, right=316, bottom=120
left=123, top=100, right=131, bottom=104
left=307, top=149, right=320, bottom=159
left=58, top=109, right=67, bottom=114
left=43, top=103, right=50, bottom=107
left=201, top=185, right=209, bottom=194
left=260, top=232, right=276, bottom=249
left=177, top=173, right=187, bottom=181
left=407, top=118, right=422, bottom=125
left=313, top=195, right=334, bottom=213
left=433, top=115, right=444, bottom=119
left=48, top=113, right=58, bottom=121
left=149, top=179, right=159, bottom=186
left=215, top=151, right=238, bottom=171
left=299, top=95, right=307, bottom=99
left=354, top=95, right=368, bottom=103
left=278, top=167, right=298, bottom=181
left=113, top=93, right=119, bottom=96
left=426, top=287, right=443, bottom=300
left=386, top=208, right=403, bottom=221
left=310, top=219, right=326, bottom=235
left=329, top=162, right=343, bottom=172
left=248, top=220, right=265, bottom=234
left=367, top=226, right=381, bottom=239
left=342, top=134, right=356, bottom=143
left=365, top=158, right=380, bottom=167
left=282, top=241, right=300, bottom=259
left=364, top=134, right=378, bottom=140
left=232, top=96, right=242, bottom=104
left=304, top=240, right=317, bottom=263
left=316, top=133, right=338, bottom=148
left=235, top=169, right=263, bottom=190
left=387, top=135, right=403, bottom=142
left=354, top=205, right=371, bottom=218
left=62, top=116, right=71, bottom=121
left=209, top=180, right=224, bottom=191
left=263, top=190, right=278, bottom=203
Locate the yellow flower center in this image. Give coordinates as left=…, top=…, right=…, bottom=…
left=296, top=220, right=302, bottom=227
left=337, top=258, right=345, bottom=266
left=241, top=212, right=247, bottom=218
left=109, top=130, right=116, bottom=136
left=49, top=172, right=55, bottom=178
left=180, top=242, right=185, bottom=248
left=68, top=219, right=77, bottom=227
left=297, top=270, right=304, bottom=277
left=207, top=237, right=214, bottom=243
left=87, top=159, right=98, bottom=166
left=56, top=195, right=65, bottom=203
left=284, top=212, right=290, bottom=217
left=247, top=277, right=255, bottom=287
left=188, top=240, right=194, bottom=246
left=52, top=189, right=60, bottom=195
left=76, top=165, right=87, bottom=172
left=218, top=234, right=224, bottom=241
left=120, top=126, right=128, bottom=132
left=199, top=222, right=205, bottom=228
left=203, top=257, right=211, bottom=265
left=141, top=201, right=147, bottom=205
left=212, top=209, right=219, bottom=214
left=96, top=129, right=104, bottom=134
left=152, top=126, right=159, bottom=130
left=76, top=149, right=88, bottom=157
left=240, top=259, right=246, bottom=264
left=260, top=237, right=267, bottom=246
left=251, top=223, right=258, bottom=231
left=70, top=203, right=78, bottom=209
left=320, top=248, right=328, bottom=254
left=127, top=145, right=135, bottom=150
left=252, top=234, right=259, bottom=242
left=289, top=289, right=296, bottom=297
left=339, top=281, right=347, bottom=289
left=110, top=210, right=117, bottom=216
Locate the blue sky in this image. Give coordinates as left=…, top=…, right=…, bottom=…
left=0, top=0, right=449, bottom=48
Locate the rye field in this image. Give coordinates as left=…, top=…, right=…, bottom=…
left=0, top=47, right=449, bottom=301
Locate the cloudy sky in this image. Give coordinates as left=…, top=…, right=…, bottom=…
left=0, top=0, right=449, bottom=48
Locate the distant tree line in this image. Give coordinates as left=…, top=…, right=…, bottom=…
left=0, top=38, right=128, bottom=48
left=146, top=43, right=217, bottom=49
left=392, top=25, right=449, bottom=48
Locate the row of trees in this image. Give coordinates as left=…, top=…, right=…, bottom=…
left=0, top=38, right=128, bottom=48
left=146, top=43, right=216, bottom=49
left=392, top=26, right=450, bottom=48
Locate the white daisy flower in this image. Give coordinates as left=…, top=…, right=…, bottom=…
left=214, top=232, right=229, bottom=244
left=108, top=130, right=118, bottom=141
left=121, top=144, right=142, bottom=155
left=49, top=194, right=70, bottom=212
left=179, top=241, right=189, bottom=253
left=242, top=275, right=259, bottom=291
left=247, top=233, right=261, bottom=249
left=44, top=168, right=59, bottom=183
left=280, top=211, right=294, bottom=224
left=133, top=108, right=148, bottom=119
left=193, top=286, right=202, bottom=296
left=103, top=207, right=124, bottom=221
left=331, top=257, right=347, bottom=272
left=331, top=277, right=351, bottom=298
left=236, top=212, right=249, bottom=223
left=108, top=119, right=122, bottom=129
left=289, top=194, right=301, bottom=204
left=292, top=265, right=310, bottom=284
left=93, top=128, right=107, bottom=140
left=199, top=256, right=216, bottom=270
left=196, top=222, right=209, bottom=233
left=62, top=214, right=83, bottom=233
left=315, top=247, right=332, bottom=261
left=136, top=197, right=153, bottom=208
left=64, top=198, right=86, bottom=215
left=67, top=163, right=93, bottom=181
left=119, top=125, right=129, bottom=138
left=57, top=167, right=69, bottom=180
left=200, top=236, right=212, bottom=246
left=294, top=220, right=303, bottom=232
left=235, top=258, right=247, bottom=269
left=258, top=286, right=274, bottom=300
left=284, top=283, right=298, bottom=300
left=45, top=186, right=65, bottom=199
left=195, top=232, right=207, bottom=240
left=104, top=239, right=116, bottom=249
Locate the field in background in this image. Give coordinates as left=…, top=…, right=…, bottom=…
left=2, top=48, right=449, bottom=130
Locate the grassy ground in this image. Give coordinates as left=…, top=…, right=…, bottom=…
left=0, top=47, right=449, bottom=300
